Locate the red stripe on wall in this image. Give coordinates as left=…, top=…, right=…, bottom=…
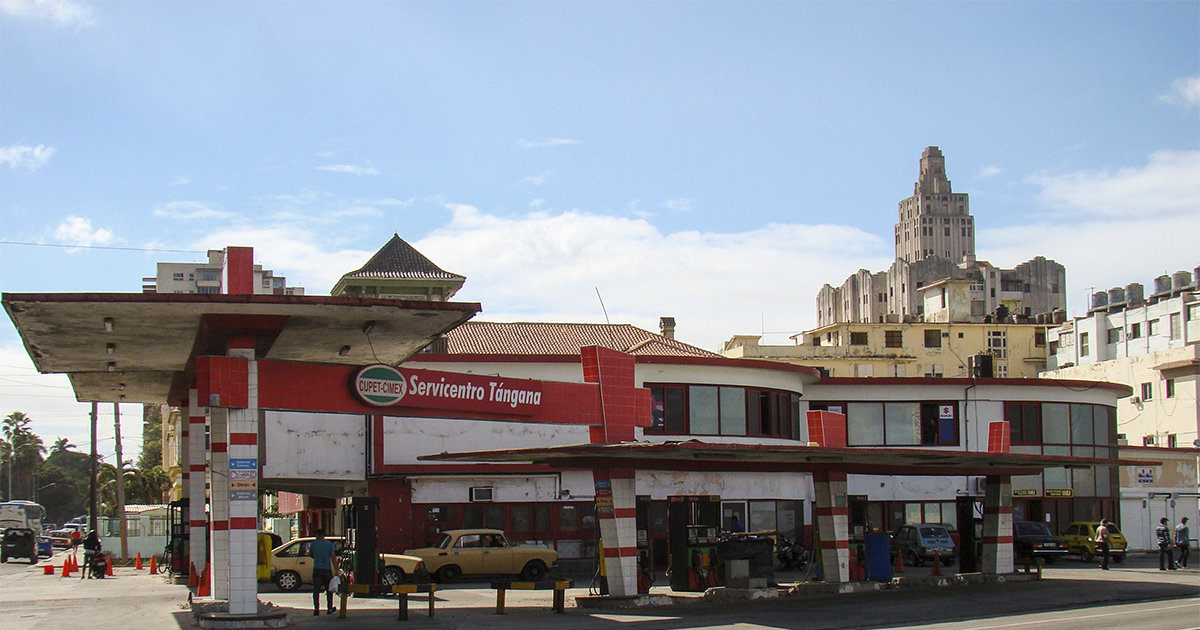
left=190, top=416, right=206, bottom=423
left=230, top=517, right=257, bottom=530
left=190, top=520, right=206, bottom=528
left=212, top=520, right=228, bottom=531
left=981, top=536, right=1014, bottom=544
left=815, top=507, right=849, bottom=517
left=229, top=432, right=257, bottom=445
left=602, top=546, right=638, bottom=558
left=612, top=507, right=637, bottom=519
left=819, top=539, right=850, bottom=549
left=190, top=464, right=206, bottom=472
left=211, top=442, right=227, bottom=453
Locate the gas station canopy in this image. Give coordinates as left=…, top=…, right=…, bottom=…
left=420, top=439, right=1160, bottom=476
left=3, top=292, right=480, bottom=406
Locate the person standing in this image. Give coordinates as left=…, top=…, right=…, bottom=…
left=1175, top=517, right=1190, bottom=569
left=1156, top=517, right=1175, bottom=571
left=310, top=530, right=338, bottom=615
left=1095, top=520, right=1112, bottom=570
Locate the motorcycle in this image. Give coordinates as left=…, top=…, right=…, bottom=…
left=775, top=536, right=809, bottom=571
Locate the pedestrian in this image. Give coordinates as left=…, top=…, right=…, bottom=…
left=1156, top=517, right=1175, bottom=570
left=309, top=529, right=338, bottom=616
left=729, top=514, right=746, bottom=534
left=1094, top=520, right=1111, bottom=570
left=1175, top=517, right=1190, bottom=569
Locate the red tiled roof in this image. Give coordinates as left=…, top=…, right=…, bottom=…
left=440, top=321, right=720, bottom=357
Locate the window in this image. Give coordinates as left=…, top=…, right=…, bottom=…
left=885, top=330, right=903, bottom=348
left=1143, top=435, right=1156, bottom=446
left=924, top=329, right=942, bottom=348
left=1035, top=330, right=1046, bottom=347
left=1129, top=323, right=1141, bottom=339
left=1170, top=313, right=1182, bottom=339
left=648, top=384, right=795, bottom=438
left=1080, top=332, right=1090, bottom=356
left=172, top=272, right=185, bottom=281
left=850, top=331, right=869, bottom=346
left=1148, top=319, right=1159, bottom=336
left=1166, top=378, right=1175, bottom=398
left=1107, top=328, right=1121, bottom=344
left=846, top=401, right=957, bottom=446
left=854, top=363, right=874, bottom=377
left=1140, top=382, right=1153, bottom=401
left=1006, top=403, right=1040, bottom=444
left=1168, top=434, right=1178, bottom=448
left=987, top=330, right=1007, bottom=359
left=924, top=364, right=943, bottom=378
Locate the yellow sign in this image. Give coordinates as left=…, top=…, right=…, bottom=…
left=1044, top=488, right=1074, bottom=497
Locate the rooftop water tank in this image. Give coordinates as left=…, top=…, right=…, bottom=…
left=1172, top=270, right=1192, bottom=292
left=1092, top=291, right=1109, bottom=309
left=1108, top=286, right=1126, bottom=305
left=1125, top=283, right=1144, bottom=305
left=1153, top=274, right=1173, bottom=295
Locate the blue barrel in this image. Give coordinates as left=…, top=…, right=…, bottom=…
left=864, top=532, right=893, bottom=581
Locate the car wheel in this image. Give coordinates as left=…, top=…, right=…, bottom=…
left=520, top=560, right=547, bottom=581
left=274, top=570, right=302, bottom=592
left=380, top=566, right=405, bottom=586
left=1080, top=548, right=1093, bottom=563
left=906, top=550, right=922, bottom=567
left=1, top=553, right=7, bottom=563
left=436, top=564, right=461, bottom=583
left=1044, top=556, right=1057, bottom=565
left=1113, top=554, right=1125, bottom=564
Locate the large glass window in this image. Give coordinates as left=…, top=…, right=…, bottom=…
left=689, top=386, right=719, bottom=435
left=647, top=384, right=796, bottom=439
left=847, top=402, right=885, bottom=445
left=885, top=403, right=920, bottom=445
left=719, top=387, right=747, bottom=436
left=1042, top=404, right=1070, bottom=444
left=1070, top=404, right=1094, bottom=444
left=1006, top=403, right=1040, bottom=444
left=845, top=401, right=956, bottom=446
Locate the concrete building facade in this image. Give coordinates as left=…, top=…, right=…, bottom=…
left=143, top=248, right=303, bottom=295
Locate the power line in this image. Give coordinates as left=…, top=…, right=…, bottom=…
left=0, top=240, right=204, bottom=254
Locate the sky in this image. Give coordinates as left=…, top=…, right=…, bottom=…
left=1, top=1, right=1198, bottom=470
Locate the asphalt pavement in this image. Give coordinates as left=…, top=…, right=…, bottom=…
left=1, top=550, right=1196, bottom=630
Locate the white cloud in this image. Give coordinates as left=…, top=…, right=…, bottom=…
left=317, top=164, right=380, bottom=176
left=152, top=200, right=230, bottom=220
left=414, top=204, right=888, bottom=349
left=519, top=171, right=551, bottom=186
left=1160, top=75, right=1200, bottom=108
left=0, top=0, right=93, bottom=26
left=168, top=176, right=190, bottom=186
left=983, top=149, right=1200, bottom=318
left=0, top=144, right=55, bottom=170
left=1030, top=150, right=1200, bottom=219
left=517, top=137, right=581, bottom=149
left=52, top=215, right=112, bottom=247
left=660, top=198, right=695, bottom=213
left=978, top=166, right=1002, bottom=178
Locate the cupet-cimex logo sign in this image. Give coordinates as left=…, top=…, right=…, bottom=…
left=353, top=364, right=407, bottom=406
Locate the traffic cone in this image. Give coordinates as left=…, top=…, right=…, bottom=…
left=188, top=562, right=198, bottom=588
left=197, top=564, right=210, bottom=597
left=931, top=553, right=942, bottom=577
left=61, top=558, right=72, bottom=577
left=149, top=556, right=158, bottom=575
left=43, top=564, right=55, bottom=575
left=136, top=553, right=143, bottom=570
left=894, top=551, right=905, bottom=574
left=105, top=555, right=114, bottom=576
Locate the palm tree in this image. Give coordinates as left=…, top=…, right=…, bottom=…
left=3, top=412, right=45, bottom=499
left=50, top=437, right=76, bottom=455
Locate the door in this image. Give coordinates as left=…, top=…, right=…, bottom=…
left=448, top=532, right=487, bottom=574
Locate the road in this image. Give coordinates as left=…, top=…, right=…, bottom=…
left=1, top=550, right=1197, bottom=630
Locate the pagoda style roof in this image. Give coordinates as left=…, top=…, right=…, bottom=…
left=341, top=234, right=465, bottom=282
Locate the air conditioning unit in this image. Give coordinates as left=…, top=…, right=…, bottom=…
left=469, top=486, right=494, bottom=502
left=972, top=477, right=987, bottom=496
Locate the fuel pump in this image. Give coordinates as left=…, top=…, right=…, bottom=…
left=956, top=496, right=981, bottom=573
left=667, top=495, right=721, bottom=592
left=339, top=497, right=379, bottom=585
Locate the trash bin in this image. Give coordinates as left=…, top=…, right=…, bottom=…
left=716, top=536, right=774, bottom=586
left=864, top=532, right=893, bottom=581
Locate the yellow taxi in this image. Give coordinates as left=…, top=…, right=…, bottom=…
left=1061, top=521, right=1127, bottom=563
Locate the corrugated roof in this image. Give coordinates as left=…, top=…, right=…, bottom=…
left=441, top=321, right=721, bottom=357
left=340, top=234, right=465, bottom=281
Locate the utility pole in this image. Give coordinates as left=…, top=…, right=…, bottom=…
left=114, top=403, right=128, bottom=561
left=89, top=402, right=98, bottom=534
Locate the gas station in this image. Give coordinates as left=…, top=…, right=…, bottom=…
left=2, top=245, right=1151, bottom=623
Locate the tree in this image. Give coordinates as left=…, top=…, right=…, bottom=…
left=50, top=437, right=76, bottom=456
left=137, top=404, right=163, bottom=470
left=3, top=412, right=46, bottom=500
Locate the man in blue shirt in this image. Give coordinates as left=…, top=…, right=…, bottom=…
left=310, top=529, right=338, bottom=615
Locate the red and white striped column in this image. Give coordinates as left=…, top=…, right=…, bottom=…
left=209, top=407, right=229, bottom=600
left=187, top=389, right=208, bottom=583
left=226, top=340, right=260, bottom=615
left=813, top=471, right=850, bottom=583
left=594, top=467, right=638, bottom=597
left=981, top=475, right=1014, bottom=575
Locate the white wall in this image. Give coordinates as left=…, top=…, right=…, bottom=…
left=263, top=411, right=367, bottom=480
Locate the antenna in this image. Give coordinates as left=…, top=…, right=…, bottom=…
left=595, top=287, right=611, bottom=325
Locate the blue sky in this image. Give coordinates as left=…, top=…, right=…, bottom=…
left=2, top=0, right=1198, bottom=465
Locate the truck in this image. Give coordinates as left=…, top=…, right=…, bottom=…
left=0, top=501, right=45, bottom=535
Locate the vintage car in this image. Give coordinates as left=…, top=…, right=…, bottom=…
left=889, top=523, right=957, bottom=567
left=1061, top=521, right=1127, bottom=563
left=269, top=536, right=425, bottom=591
left=404, top=529, right=558, bottom=582
left=47, top=529, right=73, bottom=548
left=1012, top=521, right=1069, bottom=563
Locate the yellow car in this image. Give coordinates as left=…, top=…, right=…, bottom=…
left=404, top=529, right=557, bottom=582
left=1061, top=521, right=1127, bottom=563
left=270, top=536, right=425, bottom=591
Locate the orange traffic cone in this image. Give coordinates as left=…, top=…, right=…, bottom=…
left=105, top=555, right=114, bottom=576
left=149, top=555, right=158, bottom=575
left=135, top=553, right=143, bottom=570
left=196, top=564, right=210, bottom=597
left=931, top=553, right=942, bottom=576
left=894, top=550, right=905, bottom=574
left=61, top=558, right=72, bottom=577
left=188, top=562, right=198, bottom=588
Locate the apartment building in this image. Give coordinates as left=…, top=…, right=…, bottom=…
left=142, top=248, right=303, bottom=295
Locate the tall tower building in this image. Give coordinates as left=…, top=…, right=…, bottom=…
left=894, top=146, right=975, bottom=264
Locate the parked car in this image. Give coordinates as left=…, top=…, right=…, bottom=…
left=36, top=535, right=53, bottom=558
left=1, top=528, right=39, bottom=564
left=1012, top=521, right=1068, bottom=563
left=890, top=523, right=956, bottom=567
left=404, top=529, right=558, bottom=582
left=1061, top=521, right=1127, bottom=563
left=269, top=536, right=425, bottom=592
left=47, top=529, right=73, bottom=548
